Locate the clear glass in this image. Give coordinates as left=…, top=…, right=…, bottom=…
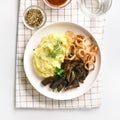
left=43, top=0, right=71, bottom=9
left=78, top=0, right=112, bottom=17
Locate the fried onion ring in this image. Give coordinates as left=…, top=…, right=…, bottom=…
left=85, top=61, right=95, bottom=71
left=65, top=30, right=98, bottom=72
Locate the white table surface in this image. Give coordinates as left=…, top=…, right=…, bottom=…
left=0, top=0, right=120, bottom=120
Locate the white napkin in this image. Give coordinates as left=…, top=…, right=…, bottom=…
left=15, top=0, right=104, bottom=109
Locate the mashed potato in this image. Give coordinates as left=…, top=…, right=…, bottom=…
left=33, top=32, right=70, bottom=78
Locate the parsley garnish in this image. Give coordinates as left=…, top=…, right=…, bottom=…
left=48, top=41, right=61, bottom=58
left=54, top=67, right=64, bottom=77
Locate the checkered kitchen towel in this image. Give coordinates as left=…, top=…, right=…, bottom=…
left=15, top=0, right=104, bottom=109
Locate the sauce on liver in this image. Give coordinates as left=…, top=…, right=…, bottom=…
left=47, top=0, right=68, bottom=6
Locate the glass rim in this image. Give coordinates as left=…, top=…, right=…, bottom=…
left=79, top=0, right=113, bottom=17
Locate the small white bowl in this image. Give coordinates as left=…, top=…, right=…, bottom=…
left=23, top=5, right=47, bottom=30
left=43, top=0, right=71, bottom=9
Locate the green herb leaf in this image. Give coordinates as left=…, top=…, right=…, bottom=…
left=54, top=67, right=64, bottom=77
left=48, top=41, right=61, bottom=58
left=72, top=70, right=75, bottom=76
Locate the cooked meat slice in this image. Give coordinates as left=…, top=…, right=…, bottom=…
left=50, top=77, right=64, bottom=89
left=41, top=76, right=56, bottom=86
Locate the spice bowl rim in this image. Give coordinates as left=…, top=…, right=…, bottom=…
left=23, top=5, right=47, bottom=30
left=42, top=0, right=72, bottom=9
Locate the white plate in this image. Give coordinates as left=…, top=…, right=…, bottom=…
left=24, top=22, right=101, bottom=100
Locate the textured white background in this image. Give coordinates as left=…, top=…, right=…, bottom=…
left=0, top=0, right=120, bottom=120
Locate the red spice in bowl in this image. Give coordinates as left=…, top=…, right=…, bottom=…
left=47, top=0, right=67, bottom=6
left=43, top=0, right=71, bottom=9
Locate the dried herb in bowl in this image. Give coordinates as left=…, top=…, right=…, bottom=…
left=25, top=8, right=43, bottom=28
